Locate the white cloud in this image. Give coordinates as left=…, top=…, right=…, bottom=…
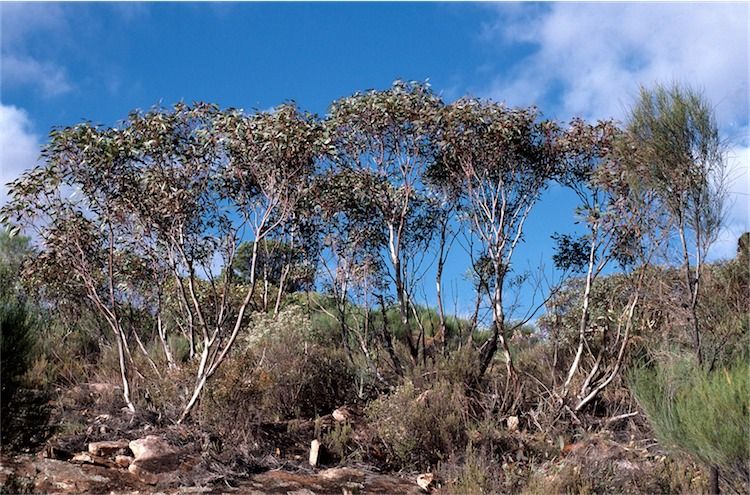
left=0, top=3, right=66, bottom=48
left=0, top=2, right=73, bottom=97
left=480, top=3, right=749, bottom=261
left=711, top=141, right=750, bottom=259
left=2, top=54, right=72, bottom=97
left=0, top=104, right=40, bottom=205
left=483, top=3, right=749, bottom=126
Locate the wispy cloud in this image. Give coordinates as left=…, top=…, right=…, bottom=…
left=0, top=3, right=73, bottom=97
left=1, top=3, right=151, bottom=99
left=0, top=104, right=40, bottom=205
left=481, top=3, right=749, bottom=259
left=2, top=54, right=72, bottom=97
left=481, top=3, right=749, bottom=126
left=711, top=141, right=750, bottom=259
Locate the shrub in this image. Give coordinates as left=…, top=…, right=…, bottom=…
left=630, top=356, right=750, bottom=490
left=198, top=306, right=358, bottom=438
left=440, top=442, right=505, bottom=495
left=0, top=299, right=37, bottom=402
left=366, top=378, right=469, bottom=470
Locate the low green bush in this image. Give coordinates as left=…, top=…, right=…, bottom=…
left=630, top=355, right=750, bottom=490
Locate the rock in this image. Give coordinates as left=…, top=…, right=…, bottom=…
left=248, top=467, right=417, bottom=494
left=309, top=439, right=320, bottom=467
left=332, top=407, right=351, bottom=423
left=127, top=435, right=181, bottom=485
left=88, top=439, right=130, bottom=457
left=128, top=462, right=159, bottom=485
left=70, top=452, right=116, bottom=468
left=129, top=435, right=175, bottom=461
left=507, top=415, right=519, bottom=431
left=318, top=467, right=365, bottom=481
left=416, top=473, right=434, bottom=491
left=115, top=455, right=133, bottom=468
left=31, top=458, right=113, bottom=493
left=71, top=452, right=94, bottom=464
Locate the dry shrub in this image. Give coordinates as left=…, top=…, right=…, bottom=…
left=522, top=432, right=705, bottom=495
left=197, top=307, right=358, bottom=438
left=366, top=378, right=469, bottom=470
left=247, top=309, right=357, bottom=420
left=439, top=443, right=505, bottom=494
left=441, top=414, right=559, bottom=494
left=430, top=346, right=482, bottom=387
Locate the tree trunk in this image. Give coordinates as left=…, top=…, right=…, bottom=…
left=389, top=224, right=417, bottom=360
left=378, top=294, right=403, bottom=377
left=157, top=313, right=175, bottom=369
left=115, top=327, right=136, bottom=413
left=435, top=218, right=449, bottom=354
left=678, top=224, right=703, bottom=365
left=479, top=272, right=513, bottom=378
left=563, top=224, right=598, bottom=395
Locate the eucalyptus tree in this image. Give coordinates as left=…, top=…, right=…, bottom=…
left=313, top=168, right=400, bottom=375
left=626, top=84, right=727, bottom=368
left=1, top=119, right=160, bottom=413
left=324, top=81, right=443, bottom=361
left=553, top=118, right=673, bottom=412
left=172, top=103, right=321, bottom=422
left=1, top=102, right=321, bottom=422
left=553, top=119, right=642, bottom=400
left=435, top=99, right=560, bottom=377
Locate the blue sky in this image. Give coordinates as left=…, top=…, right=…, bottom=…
left=1, top=2, right=748, bottom=320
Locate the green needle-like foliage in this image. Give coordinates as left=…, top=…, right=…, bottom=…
left=631, top=356, right=750, bottom=489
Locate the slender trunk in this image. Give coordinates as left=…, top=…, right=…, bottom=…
left=479, top=269, right=513, bottom=378
left=115, top=326, right=136, bottom=413
left=357, top=305, right=385, bottom=385
left=178, top=238, right=261, bottom=424
left=195, top=340, right=211, bottom=384
left=467, top=280, right=483, bottom=348
left=378, top=294, right=402, bottom=376
left=394, top=257, right=416, bottom=359
left=174, top=274, right=196, bottom=359
left=435, top=218, right=448, bottom=354
left=178, top=372, right=208, bottom=424
left=409, top=302, right=428, bottom=366
left=104, top=226, right=135, bottom=412
left=188, top=326, right=195, bottom=360
left=273, top=262, right=291, bottom=318
left=263, top=276, right=269, bottom=313
left=157, top=312, right=175, bottom=369
left=389, top=224, right=417, bottom=359
left=132, top=326, right=162, bottom=379
left=678, top=224, right=703, bottom=365
left=338, top=281, right=353, bottom=363
left=575, top=277, right=642, bottom=412
left=563, top=224, right=599, bottom=395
